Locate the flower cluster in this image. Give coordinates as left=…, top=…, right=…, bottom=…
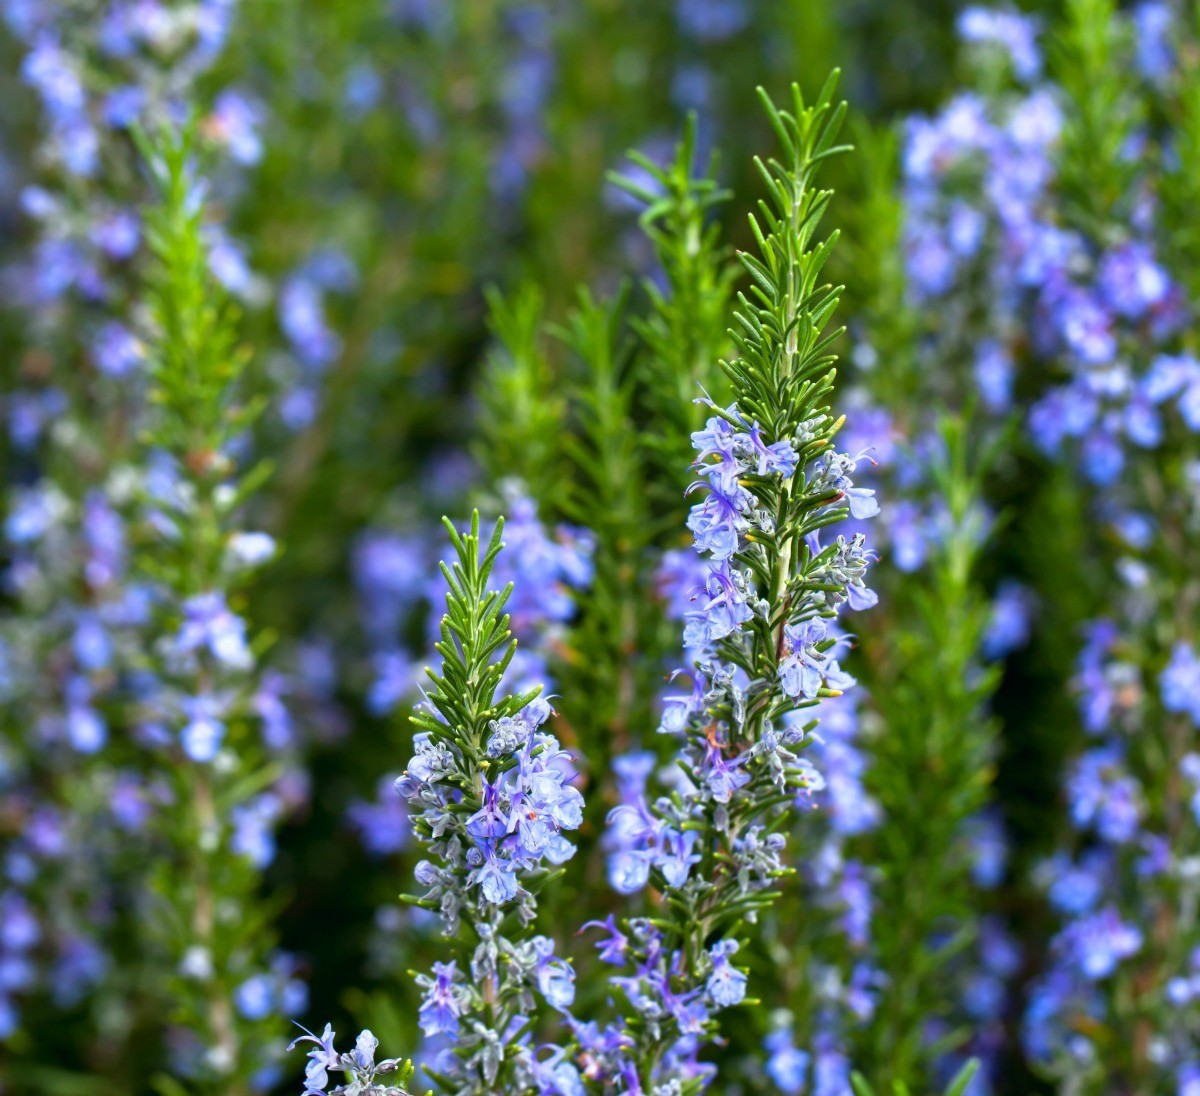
left=289, top=1026, right=420, bottom=1095
left=366, top=515, right=585, bottom=1092
left=573, top=80, right=878, bottom=1091
left=122, top=131, right=303, bottom=1088
left=400, top=697, right=582, bottom=917
left=888, top=2, right=1200, bottom=1089
left=0, top=0, right=288, bottom=1070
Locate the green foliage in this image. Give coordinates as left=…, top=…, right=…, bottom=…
left=410, top=512, right=539, bottom=754
left=1159, top=7, right=1200, bottom=301
left=839, top=117, right=920, bottom=410
left=609, top=116, right=737, bottom=495
left=136, top=123, right=270, bottom=596
left=1051, top=0, right=1143, bottom=233
left=851, top=1057, right=981, bottom=1096
left=729, top=79, right=849, bottom=438
left=857, top=417, right=1003, bottom=1089
left=476, top=285, right=565, bottom=508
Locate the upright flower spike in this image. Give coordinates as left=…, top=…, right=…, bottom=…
left=582, top=75, right=879, bottom=1092
left=0, top=0, right=256, bottom=1062
left=1002, top=4, right=1200, bottom=1089
left=775, top=48, right=1038, bottom=1083
left=134, top=126, right=296, bottom=1090
left=319, top=513, right=584, bottom=1094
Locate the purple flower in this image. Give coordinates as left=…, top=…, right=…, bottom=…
left=235, top=974, right=274, bottom=1020
left=765, top=1029, right=809, bottom=1094
left=179, top=693, right=228, bottom=762
left=1056, top=907, right=1143, bottom=979
left=174, top=592, right=252, bottom=669
left=90, top=209, right=141, bottom=259
left=92, top=321, right=143, bottom=376
left=676, top=0, right=748, bottom=41
left=1097, top=242, right=1170, bottom=321
left=279, top=276, right=341, bottom=369
left=886, top=500, right=929, bottom=572
left=654, top=828, right=700, bottom=888
left=836, top=861, right=873, bottom=947
left=1143, top=354, right=1200, bottom=431
left=582, top=915, right=629, bottom=965
left=287, top=1023, right=339, bottom=1092
left=974, top=339, right=1014, bottom=411
left=687, top=478, right=752, bottom=560
left=230, top=795, right=283, bottom=868
left=821, top=451, right=880, bottom=520
left=348, top=775, right=409, bottom=856
left=1052, top=285, right=1116, bottom=365
left=705, top=939, right=746, bottom=1007
left=982, top=581, right=1036, bottom=659
left=1133, top=2, right=1175, bottom=81
left=683, top=563, right=754, bottom=649
left=1162, top=642, right=1200, bottom=723
left=22, top=37, right=85, bottom=118
left=367, top=650, right=415, bottom=715
left=417, top=961, right=465, bottom=1037
left=701, top=741, right=750, bottom=803
left=1042, top=851, right=1109, bottom=915
left=205, top=89, right=263, bottom=165
left=466, top=777, right=511, bottom=840
left=745, top=422, right=798, bottom=476
left=658, top=671, right=705, bottom=735
left=780, top=618, right=829, bottom=699
left=957, top=7, right=1042, bottom=81
left=472, top=846, right=519, bottom=904
left=1066, top=746, right=1143, bottom=843
left=532, top=936, right=576, bottom=1010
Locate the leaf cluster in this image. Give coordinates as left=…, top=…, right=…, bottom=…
left=411, top=512, right=541, bottom=760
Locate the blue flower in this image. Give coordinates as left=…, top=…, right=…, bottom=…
left=287, top=1023, right=339, bottom=1093
left=819, top=450, right=881, bottom=520
left=229, top=795, right=282, bottom=868
left=701, top=741, right=750, bottom=803
left=745, top=422, right=798, bottom=476
left=179, top=693, right=228, bottom=762
left=582, top=915, right=629, bottom=966
left=91, top=321, right=143, bottom=376
left=471, top=846, right=519, bottom=905
left=1097, top=242, right=1170, bottom=321
left=234, top=974, right=274, bottom=1021
left=417, top=961, right=465, bottom=1037
left=705, top=939, right=746, bottom=1007
left=765, top=1029, right=809, bottom=1094
left=1051, top=284, right=1116, bottom=365
left=532, top=936, right=576, bottom=1010
left=982, top=581, right=1036, bottom=659
left=687, top=478, right=752, bottom=561
left=174, top=592, right=252, bottom=670
left=1162, top=642, right=1200, bottom=723
left=1056, top=907, right=1143, bottom=980
left=683, top=563, right=754, bottom=649
left=974, top=339, right=1014, bottom=411
left=957, top=6, right=1042, bottom=81
left=780, top=619, right=829, bottom=699
left=1066, top=746, right=1143, bottom=844
left=658, top=828, right=701, bottom=887
left=676, top=0, right=748, bottom=42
